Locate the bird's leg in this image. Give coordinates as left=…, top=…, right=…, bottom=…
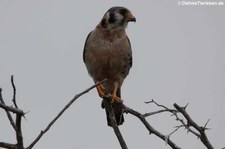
left=96, top=81, right=110, bottom=97
left=111, top=82, right=123, bottom=103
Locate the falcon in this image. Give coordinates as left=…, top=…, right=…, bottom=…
left=83, top=6, right=136, bottom=126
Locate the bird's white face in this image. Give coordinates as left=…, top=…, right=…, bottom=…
left=105, top=11, right=123, bottom=25
left=100, top=7, right=136, bottom=29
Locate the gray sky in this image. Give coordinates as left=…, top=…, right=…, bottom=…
left=0, top=0, right=225, bottom=149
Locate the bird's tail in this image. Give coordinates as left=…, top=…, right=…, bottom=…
left=101, top=88, right=124, bottom=126
left=102, top=101, right=124, bottom=127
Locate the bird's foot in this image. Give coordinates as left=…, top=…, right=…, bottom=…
left=111, top=95, right=124, bottom=103
left=96, top=84, right=110, bottom=97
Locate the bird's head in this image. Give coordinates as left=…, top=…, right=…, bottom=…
left=100, top=6, right=136, bottom=29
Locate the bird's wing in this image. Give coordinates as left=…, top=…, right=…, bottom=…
left=126, top=35, right=133, bottom=68
left=83, top=31, right=93, bottom=63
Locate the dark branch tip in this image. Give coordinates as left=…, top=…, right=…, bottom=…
left=184, top=103, right=189, bottom=109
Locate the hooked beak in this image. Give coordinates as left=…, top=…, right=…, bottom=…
left=128, top=16, right=136, bottom=22
left=127, top=12, right=136, bottom=22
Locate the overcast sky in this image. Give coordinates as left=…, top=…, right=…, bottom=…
left=0, top=0, right=225, bottom=149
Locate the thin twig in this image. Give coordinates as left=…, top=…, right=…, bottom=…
left=11, top=75, right=18, bottom=108
left=143, top=109, right=176, bottom=117
left=145, top=99, right=170, bottom=110
left=203, top=119, right=210, bottom=130
left=165, top=125, right=183, bottom=145
left=26, top=79, right=107, bottom=149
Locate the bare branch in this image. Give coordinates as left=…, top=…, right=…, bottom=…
left=102, top=96, right=128, bottom=149
left=146, top=100, right=201, bottom=138
left=10, top=75, right=24, bottom=149
left=143, top=109, right=177, bottom=117
left=144, top=100, right=214, bottom=149
left=0, top=78, right=215, bottom=149
left=124, top=105, right=181, bottom=149
left=0, top=85, right=24, bottom=149
left=11, top=75, right=18, bottom=108
left=173, top=112, right=200, bottom=137
left=0, top=142, right=17, bottom=149
left=145, top=99, right=170, bottom=110
left=203, top=119, right=210, bottom=130
left=184, top=103, right=189, bottom=110
left=0, top=102, right=24, bottom=115
left=15, top=114, right=24, bottom=149
left=174, top=103, right=214, bottom=149
left=26, top=79, right=107, bottom=149
left=168, top=125, right=183, bottom=138
left=0, top=88, right=17, bottom=130
left=144, top=99, right=178, bottom=117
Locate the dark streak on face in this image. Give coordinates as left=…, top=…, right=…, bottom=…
left=108, top=13, right=116, bottom=24
left=100, top=18, right=107, bottom=27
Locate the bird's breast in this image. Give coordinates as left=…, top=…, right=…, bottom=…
left=84, top=29, right=131, bottom=82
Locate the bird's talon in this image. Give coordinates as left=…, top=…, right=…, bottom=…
left=111, top=96, right=124, bottom=103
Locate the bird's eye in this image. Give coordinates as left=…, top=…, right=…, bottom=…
left=120, top=9, right=127, bottom=15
